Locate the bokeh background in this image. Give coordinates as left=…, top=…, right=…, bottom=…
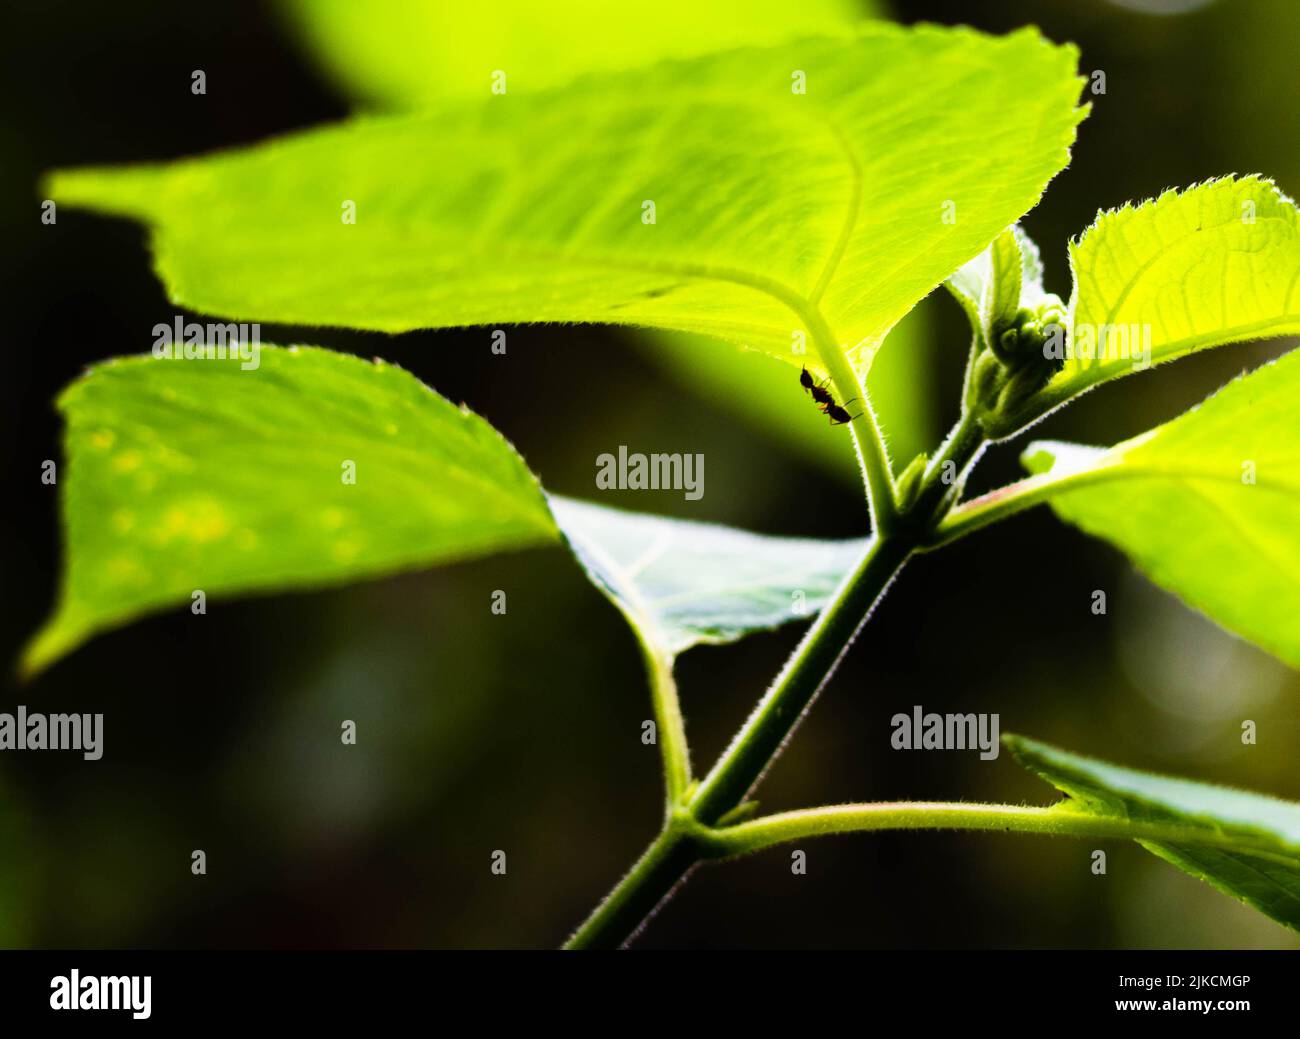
left=2, top=0, right=1299, bottom=948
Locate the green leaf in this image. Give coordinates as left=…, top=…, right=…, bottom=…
left=550, top=493, right=865, bottom=803
left=1006, top=734, right=1300, bottom=931
left=1021, top=346, right=1300, bottom=668
left=983, top=228, right=1025, bottom=341
left=550, top=495, right=865, bottom=657
left=281, top=0, right=872, bottom=109
left=48, top=26, right=1085, bottom=375
left=283, top=0, right=923, bottom=483
left=945, top=224, right=1052, bottom=350
left=22, top=346, right=558, bottom=676
left=1044, top=176, right=1300, bottom=406
left=25, top=344, right=870, bottom=675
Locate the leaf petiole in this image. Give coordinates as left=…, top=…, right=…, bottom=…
left=706, top=801, right=1300, bottom=865
left=923, top=443, right=1123, bottom=549
left=567, top=399, right=994, bottom=949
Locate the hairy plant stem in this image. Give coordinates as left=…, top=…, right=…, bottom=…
left=564, top=405, right=988, bottom=950
left=562, top=823, right=705, bottom=950
left=688, top=534, right=914, bottom=824
left=710, top=802, right=1300, bottom=864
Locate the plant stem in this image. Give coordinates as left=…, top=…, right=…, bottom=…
left=683, top=406, right=982, bottom=838
left=637, top=638, right=692, bottom=804
left=688, top=533, right=914, bottom=823
left=708, top=801, right=1300, bottom=863
left=564, top=532, right=913, bottom=950
left=566, top=406, right=991, bottom=949
left=563, top=826, right=703, bottom=950
left=570, top=791, right=1300, bottom=948
left=924, top=448, right=1125, bottom=549
left=558, top=507, right=695, bottom=800
left=799, top=304, right=899, bottom=534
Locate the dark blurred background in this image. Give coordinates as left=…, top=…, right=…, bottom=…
left=2, top=0, right=1298, bottom=948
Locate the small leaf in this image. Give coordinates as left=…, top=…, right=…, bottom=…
left=1006, top=734, right=1300, bottom=931
left=1045, top=176, right=1300, bottom=405
left=1022, top=346, right=1300, bottom=667
left=945, top=224, right=1050, bottom=349
left=48, top=26, right=1085, bottom=375
left=550, top=495, right=865, bottom=657
left=22, top=346, right=558, bottom=676
left=981, top=227, right=1024, bottom=341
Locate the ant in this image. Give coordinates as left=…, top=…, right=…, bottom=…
left=800, top=366, right=860, bottom=425
left=799, top=365, right=836, bottom=410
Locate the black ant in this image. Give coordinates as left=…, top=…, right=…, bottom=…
left=799, top=365, right=836, bottom=411
left=800, top=366, right=859, bottom=425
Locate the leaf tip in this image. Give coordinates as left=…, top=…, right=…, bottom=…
left=16, top=613, right=82, bottom=683
left=40, top=162, right=170, bottom=221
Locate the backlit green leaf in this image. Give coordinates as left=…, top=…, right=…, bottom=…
left=945, top=224, right=1053, bottom=351
left=1043, top=176, right=1300, bottom=407
left=551, top=495, right=865, bottom=657
left=48, top=26, right=1085, bottom=376
left=1021, top=346, right=1300, bottom=667
left=1007, top=734, right=1300, bottom=931
left=983, top=228, right=1025, bottom=342
left=25, top=345, right=869, bottom=675
left=22, top=346, right=558, bottom=676
left=283, top=0, right=920, bottom=482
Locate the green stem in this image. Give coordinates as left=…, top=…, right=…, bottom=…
left=571, top=796, right=1300, bottom=948
left=687, top=407, right=987, bottom=827
left=564, top=533, right=912, bottom=950
left=688, top=533, right=913, bottom=823
left=563, top=826, right=702, bottom=950
left=566, top=406, right=991, bottom=949
left=637, top=638, right=692, bottom=805
left=556, top=512, right=694, bottom=802
left=924, top=448, right=1124, bottom=549
left=710, top=801, right=1300, bottom=865
left=798, top=304, right=899, bottom=535
left=901, top=408, right=986, bottom=526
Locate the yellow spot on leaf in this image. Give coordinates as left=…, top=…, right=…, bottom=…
left=105, top=556, right=149, bottom=586
left=154, top=498, right=231, bottom=544
left=112, top=451, right=142, bottom=473
left=331, top=540, right=361, bottom=563
left=320, top=507, right=347, bottom=530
